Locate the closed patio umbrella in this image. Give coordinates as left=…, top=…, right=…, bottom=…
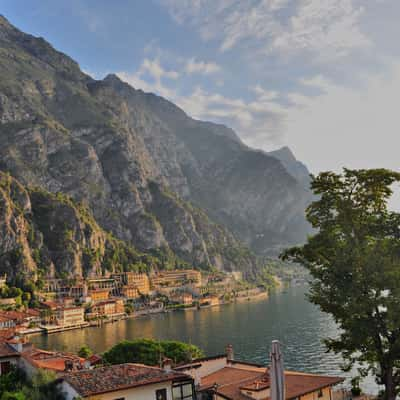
left=270, top=340, right=286, bottom=400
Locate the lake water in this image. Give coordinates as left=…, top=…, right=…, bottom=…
left=31, top=285, right=378, bottom=393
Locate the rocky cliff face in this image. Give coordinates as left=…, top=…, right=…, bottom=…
left=102, top=75, right=313, bottom=255
left=0, top=171, right=155, bottom=281
left=0, top=15, right=311, bottom=280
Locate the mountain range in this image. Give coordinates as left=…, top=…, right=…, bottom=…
left=0, top=15, right=312, bottom=282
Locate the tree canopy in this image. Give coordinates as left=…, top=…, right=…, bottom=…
left=0, top=367, right=63, bottom=400
left=282, top=168, right=400, bottom=400
left=78, top=344, right=93, bottom=359
left=102, top=338, right=203, bottom=366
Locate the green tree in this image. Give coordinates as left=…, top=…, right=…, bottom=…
left=78, top=345, right=93, bottom=358
left=1, top=392, right=26, bottom=400
left=0, top=368, right=63, bottom=400
left=281, top=169, right=400, bottom=400
left=102, top=339, right=203, bottom=366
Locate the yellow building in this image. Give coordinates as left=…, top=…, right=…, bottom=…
left=122, top=285, right=140, bottom=299
left=199, top=296, right=220, bottom=307
left=112, top=272, right=150, bottom=295
left=88, top=288, right=110, bottom=302
left=151, top=270, right=201, bottom=289
left=55, top=307, right=85, bottom=327
left=91, top=299, right=125, bottom=317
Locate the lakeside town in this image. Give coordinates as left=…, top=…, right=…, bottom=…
left=0, top=333, right=349, bottom=400
left=1, top=1, right=400, bottom=399
left=0, top=270, right=270, bottom=336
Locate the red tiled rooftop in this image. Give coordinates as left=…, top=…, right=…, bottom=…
left=285, top=372, right=345, bottom=400
left=62, top=363, right=191, bottom=397
left=0, top=342, right=19, bottom=359
left=0, top=329, right=15, bottom=341
left=22, top=347, right=84, bottom=372
left=25, top=309, right=40, bottom=317
left=201, top=367, right=263, bottom=389
left=87, top=354, right=102, bottom=364
left=0, top=310, right=29, bottom=321
left=200, top=366, right=344, bottom=400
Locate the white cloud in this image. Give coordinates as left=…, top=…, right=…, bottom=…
left=117, top=53, right=400, bottom=183
left=283, top=61, right=400, bottom=175
left=175, top=85, right=287, bottom=143
left=117, top=58, right=179, bottom=99
left=117, top=56, right=288, bottom=144
left=161, top=0, right=370, bottom=61
left=185, top=58, right=221, bottom=75
left=141, top=58, right=179, bottom=80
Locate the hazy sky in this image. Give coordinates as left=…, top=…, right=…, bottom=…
left=1, top=0, right=400, bottom=174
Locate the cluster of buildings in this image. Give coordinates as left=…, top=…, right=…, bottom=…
left=0, top=269, right=268, bottom=334
left=0, top=309, right=40, bottom=330
left=42, top=270, right=202, bottom=303
left=0, top=335, right=345, bottom=400
left=0, top=270, right=202, bottom=333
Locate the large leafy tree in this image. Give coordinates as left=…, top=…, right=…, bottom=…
left=282, top=169, right=400, bottom=400
left=102, top=338, right=203, bottom=366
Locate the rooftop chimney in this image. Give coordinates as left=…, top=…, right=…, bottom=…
left=226, top=344, right=234, bottom=362
left=162, top=357, right=173, bottom=372
left=64, top=360, right=74, bottom=372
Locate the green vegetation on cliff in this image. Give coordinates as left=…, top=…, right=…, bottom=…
left=0, top=171, right=155, bottom=284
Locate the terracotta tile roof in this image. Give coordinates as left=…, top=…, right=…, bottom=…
left=25, top=309, right=40, bottom=317
left=285, top=372, right=345, bottom=399
left=87, top=354, right=102, bottom=364
left=92, top=300, right=118, bottom=306
left=22, top=347, right=84, bottom=372
left=0, top=329, right=15, bottom=341
left=62, top=363, right=191, bottom=397
left=201, top=367, right=263, bottom=389
left=0, top=310, right=29, bottom=321
left=0, top=342, right=19, bottom=359
left=200, top=366, right=344, bottom=400
left=41, top=301, right=59, bottom=309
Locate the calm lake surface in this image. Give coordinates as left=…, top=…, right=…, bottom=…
left=31, top=285, right=378, bottom=393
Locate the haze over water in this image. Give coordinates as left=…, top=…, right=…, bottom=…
left=32, top=285, right=377, bottom=393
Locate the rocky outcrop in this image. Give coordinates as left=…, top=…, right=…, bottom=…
left=0, top=171, right=161, bottom=281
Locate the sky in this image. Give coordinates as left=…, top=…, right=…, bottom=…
left=1, top=0, right=400, bottom=176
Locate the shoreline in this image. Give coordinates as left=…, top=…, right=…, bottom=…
left=25, top=290, right=269, bottom=338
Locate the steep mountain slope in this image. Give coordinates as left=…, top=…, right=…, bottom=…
left=0, top=171, right=149, bottom=281
left=102, top=75, right=313, bottom=254
left=0, top=15, right=262, bottom=278
left=268, top=146, right=311, bottom=189
left=0, top=15, right=312, bottom=280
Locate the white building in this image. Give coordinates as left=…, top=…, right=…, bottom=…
left=0, top=341, right=20, bottom=375
left=59, top=363, right=196, bottom=400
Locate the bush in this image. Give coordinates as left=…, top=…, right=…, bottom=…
left=78, top=345, right=93, bottom=358
left=102, top=339, right=203, bottom=366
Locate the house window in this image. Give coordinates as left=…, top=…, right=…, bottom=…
left=0, top=361, right=11, bottom=375
left=173, top=382, right=195, bottom=400
left=318, top=389, right=324, bottom=398
left=156, top=388, right=168, bottom=400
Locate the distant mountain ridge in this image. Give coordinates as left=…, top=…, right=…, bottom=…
left=0, top=15, right=312, bottom=281
left=268, top=146, right=311, bottom=188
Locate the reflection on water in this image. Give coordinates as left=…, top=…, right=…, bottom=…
left=31, top=285, right=377, bottom=393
